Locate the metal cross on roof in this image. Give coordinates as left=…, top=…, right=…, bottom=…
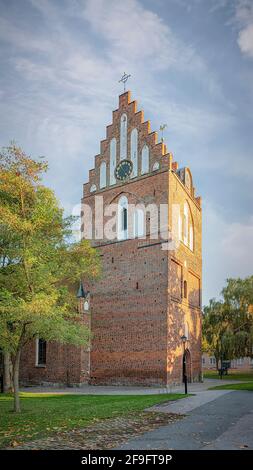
left=159, top=123, right=167, bottom=143
left=119, top=72, right=131, bottom=92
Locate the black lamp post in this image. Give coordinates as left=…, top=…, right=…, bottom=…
left=181, top=334, right=188, bottom=394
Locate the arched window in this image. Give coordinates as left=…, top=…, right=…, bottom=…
left=183, top=202, right=194, bottom=250
left=120, top=113, right=127, bottom=160
left=152, top=161, right=159, bottom=171
left=183, top=280, right=188, bottom=299
left=134, top=208, right=144, bottom=238
left=130, top=128, right=138, bottom=177
left=189, top=225, right=194, bottom=251
left=118, top=195, right=128, bottom=240
left=100, top=161, right=106, bottom=189
left=183, top=203, right=189, bottom=245
left=109, top=138, right=116, bottom=185
left=178, top=212, right=182, bottom=242
left=90, top=184, right=97, bottom=193
left=141, top=145, right=149, bottom=174
left=185, top=169, right=192, bottom=192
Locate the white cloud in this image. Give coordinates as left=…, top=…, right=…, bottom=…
left=82, top=0, right=207, bottom=74
left=238, top=23, right=253, bottom=58
left=0, top=16, right=52, bottom=53
left=203, top=201, right=253, bottom=303
left=0, top=0, right=235, bottom=207
left=235, top=0, right=253, bottom=58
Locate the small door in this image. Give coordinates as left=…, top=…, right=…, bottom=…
left=183, top=349, right=192, bottom=383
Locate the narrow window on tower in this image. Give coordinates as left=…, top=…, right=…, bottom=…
left=36, top=338, right=47, bottom=366
left=100, top=161, right=107, bottom=189
left=118, top=195, right=128, bottom=240
left=134, top=208, right=145, bottom=238
left=141, top=145, right=149, bottom=175
left=189, top=225, right=194, bottom=251
left=109, top=138, right=116, bottom=185
left=130, top=128, right=138, bottom=177
left=183, top=203, right=188, bottom=245
left=178, top=212, right=182, bottom=242
left=183, top=280, right=188, bottom=299
left=122, top=207, right=127, bottom=231
left=120, top=113, right=127, bottom=160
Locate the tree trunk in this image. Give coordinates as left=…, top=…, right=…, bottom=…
left=13, top=349, right=21, bottom=412
left=3, top=352, right=13, bottom=392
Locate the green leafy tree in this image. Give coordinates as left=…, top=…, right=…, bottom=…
left=202, top=299, right=226, bottom=369
left=203, top=277, right=253, bottom=370
left=0, top=145, right=100, bottom=412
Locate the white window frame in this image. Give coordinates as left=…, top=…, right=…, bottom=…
left=141, top=145, right=149, bottom=175
left=120, top=113, right=127, bottom=160
left=183, top=203, right=189, bottom=245
left=109, top=138, right=116, bottom=185
left=117, top=195, right=128, bottom=240
left=133, top=208, right=145, bottom=238
left=130, top=128, right=138, bottom=178
left=100, top=161, right=107, bottom=189
left=189, top=225, right=194, bottom=251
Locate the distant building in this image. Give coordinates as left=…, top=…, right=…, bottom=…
left=202, top=353, right=253, bottom=370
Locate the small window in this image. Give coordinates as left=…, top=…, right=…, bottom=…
left=90, top=184, right=97, bottom=193
left=84, top=300, right=89, bottom=311
left=202, top=357, right=205, bottom=365
left=100, top=161, right=107, bottom=189
left=152, top=161, right=159, bottom=171
left=183, top=204, right=188, bottom=245
left=118, top=195, right=128, bottom=240
left=110, top=138, right=116, bottom=185
left=178, top=213, right=182, bottom=241
left=122, top=207, right=127, bottom=231
left=141, top=145, right=149, bottom=175
left=183, top=280, right=187, bottom=299
left=134, top=208, right=145, bottom=238
left=120, top=113, right=127, bottom=160
left=36, top=338, right=46, bottom=366
left=130, top=128, right=138, bottom=177
left=189, top=225, right=194, bottom=251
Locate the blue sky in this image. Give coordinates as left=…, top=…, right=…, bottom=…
left=0, top=0, right=253, bottom=304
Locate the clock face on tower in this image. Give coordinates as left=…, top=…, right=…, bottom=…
left=115, top=159, right=133, bottom=181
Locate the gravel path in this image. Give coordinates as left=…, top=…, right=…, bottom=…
left=8, top=412, right=183, bottom=450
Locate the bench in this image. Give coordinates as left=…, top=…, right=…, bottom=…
left=218, top=362, right=230, bottom=377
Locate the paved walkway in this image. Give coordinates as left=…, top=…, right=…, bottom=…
left=118, top=391, right=253, bottom=450
left=149, top=389, right=232, bottom=414
left=20, top=378, right=242, bottom=395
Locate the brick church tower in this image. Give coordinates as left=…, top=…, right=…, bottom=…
left=81, top=91, right=202, bottom=386
left=19, top=91, right=202, bottom=387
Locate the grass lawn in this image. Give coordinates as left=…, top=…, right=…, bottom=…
left=204, top=370, right=253, bottom=381
left=0, top=392, right=185, bottom=448
left=209, top=382, right=253, bottom=391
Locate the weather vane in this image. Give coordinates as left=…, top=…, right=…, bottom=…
left=119, top=72, right=131, bottom=92
left=159, top=123, right=167, bottom=143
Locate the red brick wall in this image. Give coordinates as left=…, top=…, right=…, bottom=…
left=20, top=341, right=86, bottom=386
left=86, top=237, right=169, bottom=385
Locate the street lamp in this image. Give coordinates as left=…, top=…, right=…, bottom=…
left=181, top=335, right=188, bottom=394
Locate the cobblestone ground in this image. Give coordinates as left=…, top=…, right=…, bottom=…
left=8, top=412, right=183, bottom=450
